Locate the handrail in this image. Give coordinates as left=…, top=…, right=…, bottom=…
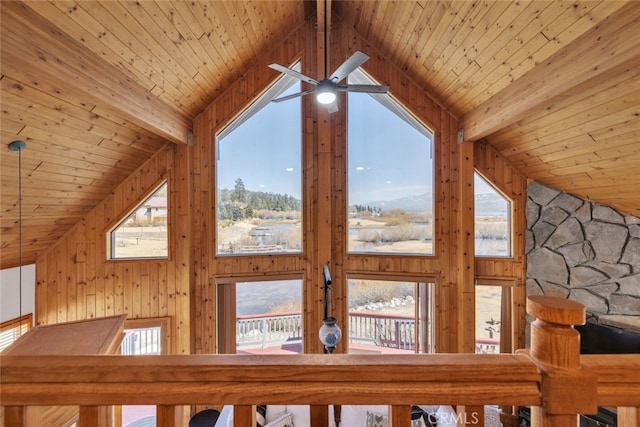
left=0, top=354, right=541, bottom=407
left=1, top=353, right=639, bottom=425
left=2, top=296, right=640, bottom=427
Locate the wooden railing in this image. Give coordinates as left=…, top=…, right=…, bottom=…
left=2, top=296, right=639, bottom=427
left=348, top=311, right=417, bottom=350
left=236, top=311, right=500, bottom=354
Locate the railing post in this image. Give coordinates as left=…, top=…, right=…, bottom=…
left=526, top=296, right=598, bottom=427
left=234, top=405, right=256, bottom=427
left=310, top=405, right=329, bottom=427
left=390, top=405, right=411, bottom=426
left=4, top=406, right=35, bottom=426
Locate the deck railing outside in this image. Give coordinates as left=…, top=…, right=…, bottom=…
left=236, top=312, right=499, bottom=354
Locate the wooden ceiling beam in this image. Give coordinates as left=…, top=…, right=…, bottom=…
left=317, top=0, right=331, bottom=34
left=459, top=2, right=640, bottom=142
left=317, top=0, right=331, bottom=75
left=0, top=1, right=191, bottom=145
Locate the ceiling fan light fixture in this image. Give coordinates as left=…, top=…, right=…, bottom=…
left=316, top=81, right=336, bottom=104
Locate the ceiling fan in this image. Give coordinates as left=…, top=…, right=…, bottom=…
left=268, top=2, right=389, bottom=113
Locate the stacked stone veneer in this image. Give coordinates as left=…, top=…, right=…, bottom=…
left=526, top=181, right=640, bottom=321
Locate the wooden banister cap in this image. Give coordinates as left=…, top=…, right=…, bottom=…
left=527, top=296, right=585, bottom=326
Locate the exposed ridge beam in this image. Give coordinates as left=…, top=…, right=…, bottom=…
left=459, top=3, right=640, bottom=142
left=317, top=0, right=331, bottom=34
left=317, top=0, right=331, bottom=76
left=1, top=1, right=191, bottom=145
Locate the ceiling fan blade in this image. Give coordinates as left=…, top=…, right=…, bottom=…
left=326, top=101, right=339, bottom=114
left=272, top=88, right=316, bottom=103
left=268, top=64, right=319, bottom=85
left=329, top=51, right=370, bottom=83
left=336, top=84, right=390, bottom=94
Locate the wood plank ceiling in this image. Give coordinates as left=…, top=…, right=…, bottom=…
left=1, top=1, right=639, bottom=269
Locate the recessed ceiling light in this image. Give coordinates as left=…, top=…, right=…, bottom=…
left=285, top=167, right=294, bottom=172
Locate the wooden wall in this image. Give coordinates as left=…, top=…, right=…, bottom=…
left=34, top=13, right=527, bottom=358
left=34, top=144, right=192, bottom=355
left=189, top=17, right=477, bottom=354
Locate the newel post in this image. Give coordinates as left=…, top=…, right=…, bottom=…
left=527, top=295, right=598, bottom=427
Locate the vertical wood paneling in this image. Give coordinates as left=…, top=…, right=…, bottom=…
left=191, top=22, right=310, bottom=355
left=442, top=111, right=460, bottom=353
left=35, top=145, right=191, bottom=356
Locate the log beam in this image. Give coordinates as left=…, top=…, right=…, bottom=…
left=0, top=2, right=191, bottom=145
left=459, top=2, right=640, bottom=142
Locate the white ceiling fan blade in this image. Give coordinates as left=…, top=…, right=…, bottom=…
left=336, top=84, right=390, bottom=94
left=329, top=51, right=370, bottom=83
left=326, top=101, right=339, bottom=114
left=272, top=89, right=316, bottom=103
left=268, top=64, right=319, bottom=85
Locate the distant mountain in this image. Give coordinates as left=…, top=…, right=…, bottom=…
left=356, top=192, right=507, bottom=217
left=361, top=193, right=433, bottom=212
left=474, top=192, right=509, bottom=217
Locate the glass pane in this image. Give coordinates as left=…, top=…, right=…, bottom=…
left=110, top=182, right=168, bottom=259
left=474, top=173, right=511, bottom=257
left=216, top=83, right=302, bottom=255
left=475, top=285, right=502, bottom=354
left=121, top=327, right=162, bottom=355
left=236, top=279, right=303, bottom=354
left=0, top=321, right=30, bottom=352
left=121, top=325, right=162, bottom=427
left=347, top=72, right=434, bottom=254
left=347, top=279, right=433, bottom=354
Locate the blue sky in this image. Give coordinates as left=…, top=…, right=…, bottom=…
left=217, top=79, right=499, bottom=206
left=217, top=83, right=302, bottom=197
left=347, top=92, right=432, bottom=205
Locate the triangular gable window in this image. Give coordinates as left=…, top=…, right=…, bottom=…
left=109, top=182, right=168, bottom=259
left=474, top=172, right=512, bottom=257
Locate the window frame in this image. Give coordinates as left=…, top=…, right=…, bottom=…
left=345, top=273, right=437, bottom=354
left=473, top=170, right=514, bottom=259
left=216, top=274, right=305, bottom=354
left=116, top=317, right=170, bottom=427
left=346, top=68, right=436, bottom=257
left=122, top=316, right=170, bottom=355
left=0, top=313, right=32, bottom=352
left=214, top=63, right=304, bottom=257
left=475, top=278, right=515, bottom=353
left=106, top=180, right=169, bottom=261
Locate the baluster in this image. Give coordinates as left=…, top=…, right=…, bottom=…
left=390, top=405, right=410, bottom=426
left=618, top=407, right=639, bottom=427
left=234, top=405, right=255, bottom=427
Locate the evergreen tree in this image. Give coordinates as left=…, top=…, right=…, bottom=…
left=231, top=178, right=247, bottom=203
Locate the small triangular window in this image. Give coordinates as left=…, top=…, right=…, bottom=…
left=109, top=182, right=168, bottom=259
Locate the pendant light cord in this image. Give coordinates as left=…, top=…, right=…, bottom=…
left=17, top=145, right=23, bottom=336
left=9, top=140, right=26, bottom=337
